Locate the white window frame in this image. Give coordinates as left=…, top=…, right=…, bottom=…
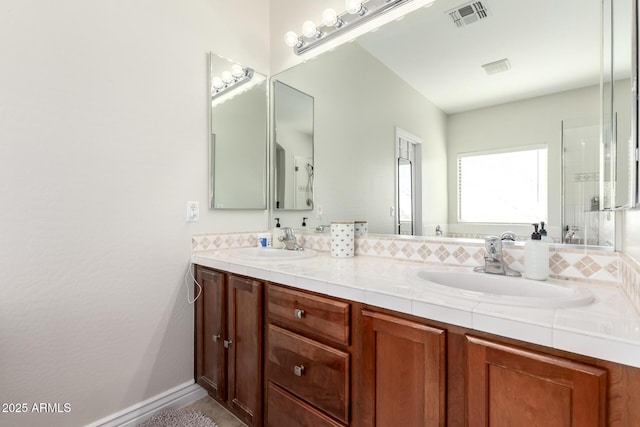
left=457, top=145, right=548, bottom=224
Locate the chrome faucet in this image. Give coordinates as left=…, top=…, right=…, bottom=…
left=564, top=228, right=576, bottom=244
left=474, top=235, right=521, bottom=277
left=278, top=227, right=304, bottom=251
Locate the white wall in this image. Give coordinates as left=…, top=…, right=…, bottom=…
left=0, top=1, right=268, bottom=426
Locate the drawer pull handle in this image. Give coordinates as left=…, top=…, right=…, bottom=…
left=223, top=340, right=233, bottom=349
left=294, top=309, right=305, bottom=319
left=293, top=365, right=305, bottom=377
left=212, top=334, right=221, bottom=342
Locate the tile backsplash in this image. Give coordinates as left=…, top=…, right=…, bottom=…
left=192, top=230, right=640, bottom=315
left=620, top=253, right=640, bottom=316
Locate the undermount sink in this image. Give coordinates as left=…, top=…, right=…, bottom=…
left=416, top=270, right=594, bottom=308
left=229, top=247, right=317, bottom=261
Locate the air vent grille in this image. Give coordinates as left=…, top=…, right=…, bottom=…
left=447, top=1, right=490, bottom=28
left=482, top=58, right=511, bottom=75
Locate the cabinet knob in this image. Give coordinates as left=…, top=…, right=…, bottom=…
left=223, top=340, right=233, bottom=349
left=212, top=334, right=221, bottom=342
left=294, top=308, right=305, bottom=319
left=293, top=365, right=305, bottom=377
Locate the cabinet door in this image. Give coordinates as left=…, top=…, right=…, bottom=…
left=227, top=275, right=263, bottom=427
left=361, top=310, right=446, bottom=427
left=466, top=335, right=607, bottom=427
left=195, top=267, right=226, bottom=401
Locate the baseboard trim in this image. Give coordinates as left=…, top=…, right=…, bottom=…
left=88, top=380, right=208, bottom=427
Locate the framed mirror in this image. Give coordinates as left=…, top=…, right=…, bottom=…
left=272, top=80, right=314, bottom=211
left=270, top=0, right=638, bottom=247
left=209, top=53, right=267, bottom=209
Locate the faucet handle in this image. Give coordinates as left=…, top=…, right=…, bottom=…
left=500, top=231, right=516, bottom=241
left=281, top=227, right=295, bottom=239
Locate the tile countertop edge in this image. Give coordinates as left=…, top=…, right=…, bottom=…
left=191, top=251, right=640, bottom=369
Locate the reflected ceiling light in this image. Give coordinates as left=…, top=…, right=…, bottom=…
left=221, top=71, right=233, bottom=83
left=231, top=64, right=245, bottom=78
left=284, top=0, right=416, bottom=56
left=211, top=65, right=254, bottom=101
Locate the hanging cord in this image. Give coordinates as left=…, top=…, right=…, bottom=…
left=184, top=262, right=202, bottom=304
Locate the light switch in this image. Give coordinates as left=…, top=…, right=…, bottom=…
left=187, top=201, right=200, bottom=222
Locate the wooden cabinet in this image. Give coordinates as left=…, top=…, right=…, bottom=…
left=194, top=266, right=263, bottom=427
left=265, top=284, right=353, bottom=427
left=193, top=265, right=640, bottom=427
left=195, top=267, right=226, bottom=400
left=466, top=335, right=607, bottom=427
left=361, top=310, right=446, bottom=427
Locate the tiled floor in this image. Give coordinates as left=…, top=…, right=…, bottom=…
left=183, top=396, right=247, bottom=427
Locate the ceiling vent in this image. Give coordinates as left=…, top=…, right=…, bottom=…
left=481, top=58, right=511, bottom=75
left=447, top=1, right=490, bottom=28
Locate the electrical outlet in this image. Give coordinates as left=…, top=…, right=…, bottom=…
left=187, top=201, right=200, bottom=222
left=316, top=204, right=323, bottom=219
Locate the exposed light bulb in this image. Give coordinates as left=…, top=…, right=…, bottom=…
left=221, top=71, right=233, bottom=83
left=231, top=64, right=244, bottom=78
left=322, top=8, right=338, bottom=26
left=211, top=77, right=224, bottom=90
left=345, top=0, right=364, bottom=14
left=284, top=31, right=301, bottom=47
left=302, top=20, right=318, bottom=38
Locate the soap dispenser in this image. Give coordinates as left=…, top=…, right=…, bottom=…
left=272, top=218, right=285, bottom=249
left=524, top=223, right=549, bottom=281
left=539, top=221, right=551, bottom=242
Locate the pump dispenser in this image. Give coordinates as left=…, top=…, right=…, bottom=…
left=272, top=218, right=285, bottom=249
left=539, top=221, right=551, bottom=242
left=524, top=223, right=549, bottom=280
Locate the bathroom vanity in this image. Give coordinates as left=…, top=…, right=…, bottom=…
left=192, top=246, right=640, bottom=427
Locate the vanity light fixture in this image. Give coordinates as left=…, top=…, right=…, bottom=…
left=211, top=65, right=255, bottom=101
left=284, top=0, right=415, bottom=55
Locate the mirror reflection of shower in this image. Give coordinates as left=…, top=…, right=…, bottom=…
left=273, top=81, right=314, bottom=211
left=561, top=118, right=614, bottom=246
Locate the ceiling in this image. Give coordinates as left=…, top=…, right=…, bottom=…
left=355, top=0, right=625, bottom=114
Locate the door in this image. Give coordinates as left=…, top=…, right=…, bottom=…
left=361, top=310, right=446, bottom=427
left=466, top=335, right=607, bottom=427
left=395, top=127, right=423, bottom=235
left=227, top=275, right=263, bottom=427
left=195, top=267, right=227, bottom=401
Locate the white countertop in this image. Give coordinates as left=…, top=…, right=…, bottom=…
left=192, top=249, right=640, bottom=369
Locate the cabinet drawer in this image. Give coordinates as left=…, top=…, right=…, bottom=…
left=267, top=382, right=345, bottom=427
left=267, top=324, right=349, bottom=423
left=268, top=284, right=350, bottom=345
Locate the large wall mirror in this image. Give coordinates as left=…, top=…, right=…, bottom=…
left=209, top=53, right=267, bottom=209
left=270, top=0, right=638, bottom=248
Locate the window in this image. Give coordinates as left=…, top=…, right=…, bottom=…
left=458, top=146, right=547, bottom=223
